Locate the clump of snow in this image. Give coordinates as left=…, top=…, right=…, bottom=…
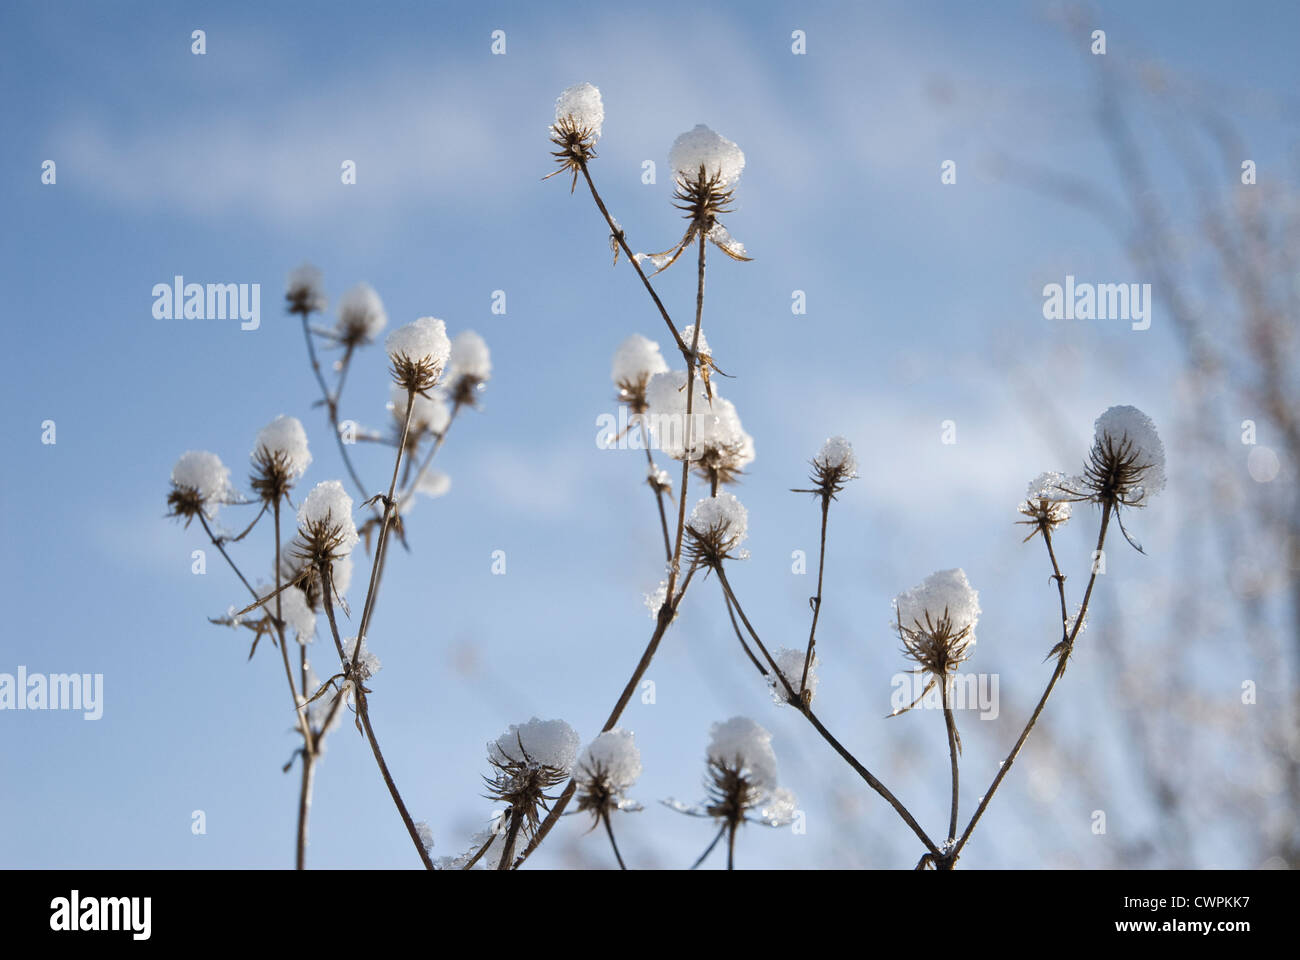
left=611, top=334, right=669, bottom=386
left=769, top=647, right=819, bottom=705
left=1021, top=471, right=1075, bottom=524
left=254, top=415, right=312, bottom=481
left=554, top=82, right=604, bottom=139
left=297, top=480, right=359, bottom=556
left=670, top=124, right=745, bottom=187
left=893, top=568, right=981, bottom=641
left=575, top=728, right=643, bottom=794
left=386, top=316, right=451, bottom=368
left=707, top=716, right=778, bottom=789
left=814, top=436, right=857, bottom=477
left=1094, top=405, right=1166, bottom=497
left=644, top=372, right=753, bottom=470
left=336, top=283, right=387, bottom=343
left=687, top=492, right=749, bottom=549
left=343, top=636, right=381, bottom=680
left=488, top=717, right=580, bottom=774
left=171, top=451, right=233, bottom=514
left=285, top=263, right=326, bottom=313
left=390, top=384, right=451, bottom=436
left=707, top=223, right=747, bottom=257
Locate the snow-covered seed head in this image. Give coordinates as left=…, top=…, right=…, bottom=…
left=1086, top=405, right=1166, bottom=507
left=611, top=334, right=669, bottom=413
left=703, top=717, right=788, bottom=828
left=547, top=82, right=603, bottom=190
left=893, top=568, right=980, bottom=681
left=670, top=124, right=745, bottom=189
left=484, top=718, right=581, bottom=848
left=806, top=435, right=858, bottom=496
left=385, top=316, right=451, bottom=394
left=769, top=646, right=820, bottom=707
left=445, top=330, right=491, bottom=407
left=295, top=480, right=359, bottom=566
left=285, top=263, right=326, bottom=315
left=574, top=728, right=644, bottom=820
left=335, top=282, right=387, bottom=347
left=686, top=492, right=749, bottom=566
left=1017, top=470, right=1074, bottom=540
left=168, top=450, right=234, bottom=523
left=250, top=415, right=312, bottom=502
left=553, top=82, right=604, bottom=142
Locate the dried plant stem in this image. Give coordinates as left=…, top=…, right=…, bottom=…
left=273, top=498, right=318, bottom=869
left=726, top=821, right=738, bottom=870
left=197, top=515, right=258, bottom=600
left=496, top=808, right=524, bottom=870
left=578, top=161, right=688, bottom=357
left=801, top=495, right=831, bottom=696
left=320, top=562, right=434, bottom=869
left=602, top=811, right=628, bottom=870
left=351, top=390, right=417, bottom=674
left=950, top=502, right=1114, bottom=862
left=640, top=420, right=671, bottom=561
left=715, top=564, right=942, bottom=858
left=299, top=311, right=370, bottom=503
left=940, top=680, right=960, bottom=844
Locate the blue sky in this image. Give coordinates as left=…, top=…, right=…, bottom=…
left=2, top=0, right=1296, bottom=869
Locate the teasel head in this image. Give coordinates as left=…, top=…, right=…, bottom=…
left=891, top=569, right=980, bottom=711
left=284, top=263, right=326, bottom=317
left=294, top=480, right=360, bottom=570
left=795, top=436, right=858, bottom=502
left=167, top=450, right=234, bottom=526
left=1017, top=471, right=1074, bottom=542
left=249, top=415, right=312, bottom=505
left=385, top=317, right=451, bottom=395
left=545, top=82, right=604, bottom=192
left=685, top=492, right=750, bottom=568
left=573, top=728, right=644, bottom=825
left=444, top=330, right=492, bottom=409
left=636, top=125, right=751, bottom=276
left=334, top=282, right=387, bottom=349
left=1072, top=405, right=1167, bottom=551
left=483, top=719, right=580, bottom=854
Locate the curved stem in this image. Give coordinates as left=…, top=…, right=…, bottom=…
left=602, top=811, right=628, bottom=870
left=941, top=680, right=959, bottom=844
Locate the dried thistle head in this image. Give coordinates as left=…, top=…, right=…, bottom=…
left=573, top=728, right=643, bottom=823
left=167, top=450, right=234, bottom=525
left=684, top=492, right=750, bottom=567
left=1068, top=406, right=1166, bottom=551
left=636, top=126, right=751, bottom=276
left=1016, top=471, right=1074, bottom=541
left=285, top=263, right=326, bottom=316
left=444, top=330, right=491, bottom=408
left=386, top=317, right=451, bottom=395
left=893, top=569, right=980, bottom=689
left=249, top=415, right=312, bottom=504
left=484, top=719, right=580, bottom=844
left=293, top=481, right=359, bottom=568
left=545, top=83, right=604, bottom=192
left=795, top=436, right=858, bottom=500
left=334, top=282, right=387, bottom=349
